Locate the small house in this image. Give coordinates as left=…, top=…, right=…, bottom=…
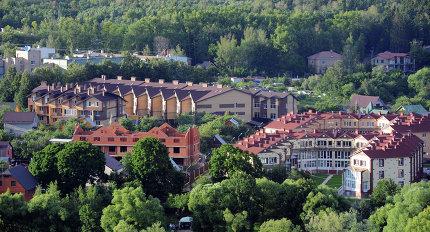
left=3, top=112, right=39, bottom=136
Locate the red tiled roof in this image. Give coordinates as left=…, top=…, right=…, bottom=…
left=360, top=132, right=423, bottom=158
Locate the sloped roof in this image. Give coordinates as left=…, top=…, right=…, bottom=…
left=104, top=154, right=123, bottom=171
left=398, top=105, right=428, bottom=116
left=3, top=112, right=36, bottom=124
left=5, top=165, right=37, bottom=190
left=350, top=94, right=384, bottom=108
left=308, top=50, right=342, bottom=59
left=375, top=51, right=409, bottom=60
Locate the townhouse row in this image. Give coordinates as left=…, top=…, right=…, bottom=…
left=28, top=75, right=298, bottom=125
left=235, top=111, right=428, bottom=198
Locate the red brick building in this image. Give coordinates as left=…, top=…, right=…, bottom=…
left=0, top=141, right=13, bottom=162
left=72, top=123, right=201, bottom=167
left=0, top=165, right=37, bottom=201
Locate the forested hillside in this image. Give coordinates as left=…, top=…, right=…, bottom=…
left=1, top=0, right=429, bottom=76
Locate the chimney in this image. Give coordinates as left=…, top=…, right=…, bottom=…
left=159, top=79, right=165, bottom=84
left=145, top=78, right=151, bottom=83
left=47, top=85, right=51, bottom=91
left=186, top=81, right=193, bottom=86
left=51, top=83, right=55, bottom=89
left=172, top=80, right=179, bottom=85
left=117, top=76, right=123, bottom=81
left=60, top=86, right=64, bottom=92
left=101, top=75, right=107, bottom=80
left=200, top=82, right=208, bottom=87
left=130, top=76, right=137, bottom=82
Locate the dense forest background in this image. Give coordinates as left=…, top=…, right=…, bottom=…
left=1, top=0, right=429, bottom=76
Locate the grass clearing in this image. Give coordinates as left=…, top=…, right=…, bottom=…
left=310, top=173, right=330, bottom=185
left=326, top=175, right=343, bottom=189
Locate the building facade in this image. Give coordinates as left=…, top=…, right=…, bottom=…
left=371, top=51, right=415, bottom=73
left=72, top=123, right=200, bottom=167
left=3, top=112, right=39, bottom=136
left=307, top=50, right=343, bottom=74
left=0, top=165, right=37, bottom=201
left=343, top=132, right=423, bottom=198
left=29, top=76, right=298, bottom=124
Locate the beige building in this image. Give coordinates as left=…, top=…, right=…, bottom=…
left=308, top=50, right=343, bottom=74
left=3, top=46, right=55, bottom=73
left=343, top=132, right=423, bottom=198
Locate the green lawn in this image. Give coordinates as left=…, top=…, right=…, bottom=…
left=309, top=173, right=342, bottom=189
left=326, top=175, right=343, bottom=189
left=310, top=173, right=330, bottom=185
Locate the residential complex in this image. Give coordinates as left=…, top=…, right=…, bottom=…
left=371, top=51, right=415, bottom=73
left=72, top=122, right=200, bottom=167
left=28, top=76, right=297, bottom=125
left=307, top=50, right=343, bottom=74
left=343, top=132, right=423, bottom=197
left=235, top=111, right=428, bottom=198
left=28, top=81, right=126, bottom=125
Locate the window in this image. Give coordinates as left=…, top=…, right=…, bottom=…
left=398, top=169, right=404, bottom=178
left=159, top=139, right=166, bottom=142
left=133, top=138, right=139, bottom=142
left=270, top=113, right=277, bottom=119
left=174, top=139, right=180, bottom=143
left=120, top=146, right=127, bottom=153
left=108, top=146, right=116, bottom=152
left=219, top=104, right=235, bottom=108
left=120, top=138, right=127, bottom=142
left=262, top=103, right=267, bottom=109
left=96, top=101, right=99, bottom=107
left=197, top=104, right=212, bottom=109
left=11, top=181, right=16, bottom=186
left=254, top=101, right=260, bottom=108
left=423, top=133, right=426, bottom=137
left=173, top=147, right=180, bottom=153
left=378, top=170, right=385, bottom=179
left=398, top=158, right=404, bottom=166
left=268, top=157, right=278, bottom=164
left=254, top=112, right=260, bottom=118
left=80, top=136, right=87, bottom=141
left=87, top=101, right=92, bottom=107
left=108, top=137, right=114, bottom=142
left=378, top=159, right=384, bottom=167
left=236, top=103, right=245, bottom=108
left=0, top=181, right=2, bottom=186
left=30, top=60, right=35, bottom=65
left=337, top=141, right=341, bottom=147
left=270, top=99, right=276, bottom=108
left=94, top=137, right=100, bottom=142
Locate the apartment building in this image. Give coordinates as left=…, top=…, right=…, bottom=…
left=72, top=122, right=200, bottom=167
left=235, top=127, right=377, bottom=173
left=371, top=51, right=415, bottom=73
left=236, top=111, right=428, bottom=177
left=29, top=76, right=297, bottom=124
left=28, top=82, right=125, bottom=125
left=343, top=132, right=423, bottom=198
left=3, top=46, right=55, bottom=73
left=381, top=113, right=430, bottom=157
left=264, top=111, right=381, bottom=134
